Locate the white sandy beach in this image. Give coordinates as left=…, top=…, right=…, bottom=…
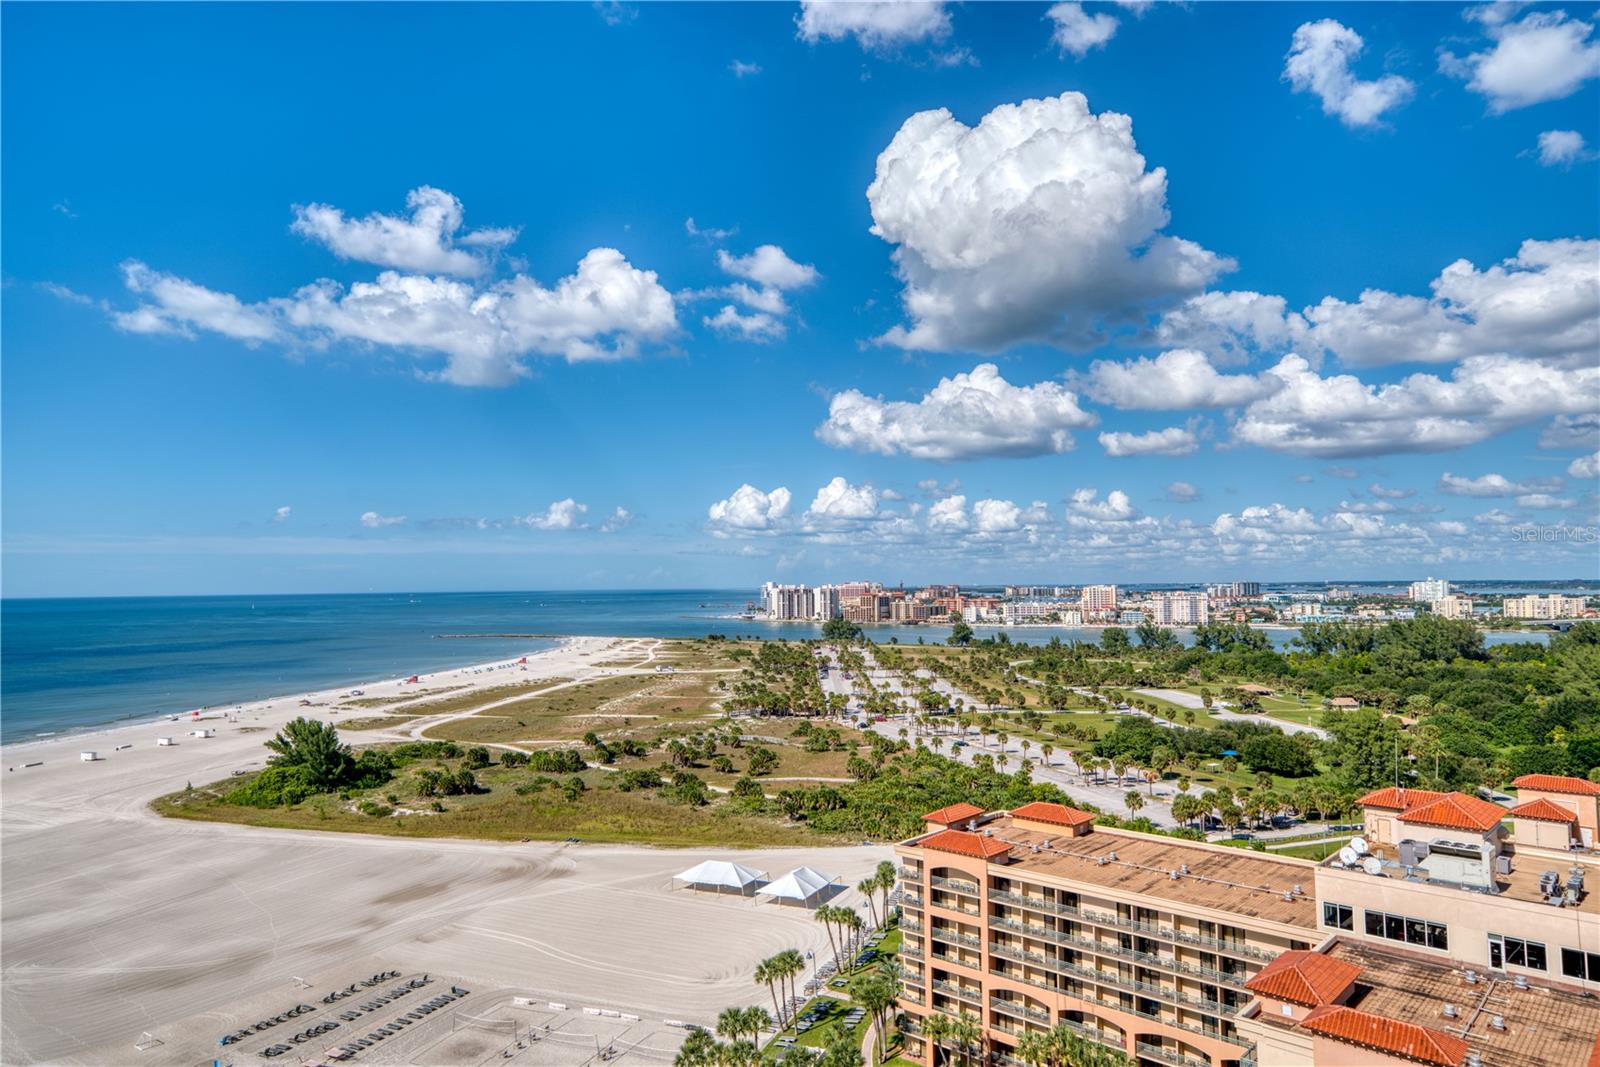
left=0, top=638, right=890, bottom=1066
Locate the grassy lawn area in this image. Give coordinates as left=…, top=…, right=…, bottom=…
left=336, top=714, right=423, bottom=731
left=423, top=672, right=727, bottom=745
left=337, top=686, right=468, bottom=708
left=154, top=756, right=843, bottom=848
left=1271, top=838, right=1344, bottom=861
left=767, top=923, right=902, bottom=1057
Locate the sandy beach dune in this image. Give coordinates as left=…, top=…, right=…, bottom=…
left=1, top=639, right=889, bottom=1065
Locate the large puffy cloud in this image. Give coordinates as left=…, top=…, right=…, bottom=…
left=1154, top=239, right=1600, bottom=369
left=290, top=186, right=515, bottom=277
left=1305, top=239, right=1600, bottom=367
left=816, top=363, right=1097, bottom=460
left=110, top=189, right=678, bottom=387
left=806, top=477, right=879, bottom=521
left=1441, top=7, right=1600, bottom=113
left=926, top=494, right=969, bottom=530
left=1078, top=348, right=1279, bottom=409
left=1230, top=354, right=1600, bottom=457
left=1099, top=425, right=1200, bottom=457
left=1570, top=452, right=1600, bottom=479
left=284, top=248, right=677, bottom=385
left=707, top=484, right=792, bottom=533
left=1283, top=19, right=1414, bottom=127
left=795, top=0, right=951, bottom=50
left=868, top=92, right=1231, bottom=353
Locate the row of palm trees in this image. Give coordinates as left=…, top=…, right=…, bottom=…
left=755, top=949, right=807, bottom=1028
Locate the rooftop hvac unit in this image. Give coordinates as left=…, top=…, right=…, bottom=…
left=1495, top=854, right=1512, bottom=875
left=1399, top=841, right=1431, bottom=866
left=1442, top=1004, right=1458, bottom=1019
left=1513, top=975, right=1529, bottom=990
left=1465, top=970, right=1479, bottom=984
left=1490, top=1015, right=1505, bottom=1031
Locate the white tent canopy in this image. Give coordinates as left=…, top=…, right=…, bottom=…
left=758, top=866, right=837, bottom=905
left=673, top=859, right=767, bottom=894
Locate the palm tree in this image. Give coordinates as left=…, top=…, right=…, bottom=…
left=922, top=1013, right=952, bottom=1065
left=1040, top=742, right=1054, bottom=767
left=755, top=959, right=783, bottom=1026
left=847, top=969, right=900, bottom=1064
left=873, top=860, right=897, bottom=925
left=1125, top=790, right=1145, bottom=818
left=717, top=1007, right=745, bottom=1043
left=858, top=877, right=881, bottom=928
left=816, top=907, right=841, bottom=969
left=777, top=948, right=805, bottom=1018
left=1014, top=1029, right=1051, bottom=1067
left=950, top=1011, right=983, bottom=1067
left=742, top=1006, right=772, bottom=1042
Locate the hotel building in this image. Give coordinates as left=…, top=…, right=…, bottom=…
left=1429, top=595, right=1474, bottom=621
left=1408, top=578, right=1451, bottom=603
left=1501, top=594, right=1590, bottom=620
left=1150, top=592, right=1211, bottom=627
left=1081, top=585, right=1119, bottom=618
left=895, top=780, right=1600, bottom=1067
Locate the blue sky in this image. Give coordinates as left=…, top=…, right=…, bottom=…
left=3, top=1, right=1597, bottom=596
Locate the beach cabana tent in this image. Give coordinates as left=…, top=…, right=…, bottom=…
left=673, top=860, right=767, bottom=895
left=758, top=866, right=837, bottom=907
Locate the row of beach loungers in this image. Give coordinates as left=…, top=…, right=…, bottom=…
left=323, top=986, right=471, bottom=1061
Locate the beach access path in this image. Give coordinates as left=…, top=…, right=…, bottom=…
left=0, top=637, right=887, bottom=1066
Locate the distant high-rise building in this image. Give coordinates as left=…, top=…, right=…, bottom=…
left=1150, top=591, right=1210, bottom=626
left=1430, top=594, right=1474, bottom=620
left=1080, top=584, right=1118, bottom=616
left=1409, top=577, right=1450, bottom=602
left=1503, top=594, right=1589, bottom=620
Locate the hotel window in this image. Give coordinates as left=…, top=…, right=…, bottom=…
left=1323, top=903, right=1353, bottom=930
left=1363, top=909, right=1448, bottom=950
left=1489, top=934, right=1546, bottom=971
left=1561, top=949, right=1600, bottom=982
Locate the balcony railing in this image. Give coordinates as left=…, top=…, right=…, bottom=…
left=931, top=979, right=983, bottom=1005
left=1062, top=1020, right=1126, bottom=1050
left=931, top=876, right=980, bottom=895
left=900, top=866, right=923, bottom=882
left=988, top=995, right=1051, bottom=1023
left=930, top=926, right=982, bottom=949
left=902, top=920, right=924, bottom=934
left=990, top=919, right=1251, bottom=989
left=1137, top=1041, right=1215, bottom=1067
left=902, top=893, right=925, bottom=909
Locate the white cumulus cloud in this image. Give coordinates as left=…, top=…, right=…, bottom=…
left=599, top=507, right=635, bottom=533
left=816, top=363, right=1097, bottom=460
left=1079, top=348, right=1279, bottom=409
left=927, top=494, right=969, bottom=530
left=1231, top=354, right=1600, bottom=457
left=1047, top=2, right=1118, bottom=58
left=518, top=498, right=589, bottom=530
left=868, top=91, right=1231, bottom=353
left=360, top=511, right=406, bottom=528
left=708, top=484, right=792, bottom=533
left=1166, top=481, right=1200, bottom=503
left=1099, top=425, right=1200, bottom=457
left=1568, top=451, right=1600, bottom=479
left=716, top=245, right=819, bottom=291
left=1535, top=129, right=1595, bottom=166
left=1441, top=6, right=1600, bottom=113
left=109, top=190, right=678, bottom=388
left=1284, top=19, right=1414, bottom=128
left=1067, top=488, right=1138, bottom=521
left=290, top=186, right=516, bottom=277
left=806, top=477, right=880, bottom=521
left=796, top=0, right=952, bottom=50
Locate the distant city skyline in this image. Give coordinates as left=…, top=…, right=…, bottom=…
left=3, top=2, right=1597, bottom=596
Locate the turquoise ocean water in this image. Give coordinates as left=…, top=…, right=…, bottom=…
left=0, top=589, right=1549, bottom=744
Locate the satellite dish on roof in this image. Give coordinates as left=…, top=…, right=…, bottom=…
left=1362, top=857, right=1384, bottom=876
left=1338, top=847, right=1359, bottom=867
left=1350, top=837, right=1369, bottom=856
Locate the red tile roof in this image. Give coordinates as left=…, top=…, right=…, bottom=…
left=1513, top=774, right=1600, bottom=797
left=1509, top=797, right=1579, bottom=823
left=918, top=828, right=1012, bottom=860
left=922, top=802, right=986, bottom=826
left=1009, top=801, right=1095, bottom=828
left=1301, top=1006, right=1468, bottom=1067
left=1396, top=792, right=1507, bottom=833
left=1357, top=787, right=1447, bottom=811
left=1245, top=950, right=1361, bottom=1007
